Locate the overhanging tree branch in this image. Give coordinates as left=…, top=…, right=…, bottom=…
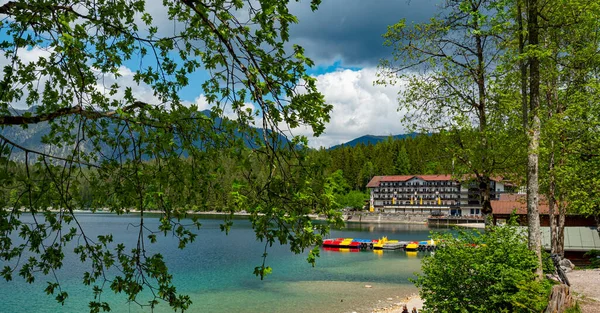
left=0, top=133, right=100, bottom=168
left=0, top=101, right=148, bottom=126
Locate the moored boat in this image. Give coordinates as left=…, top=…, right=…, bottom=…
left=323, top=247, right=360, bottom=252
left=372, top=236, right=387, bottom=249
left=381, top=242, right=405, bottom=250
left=373, top=236, right=403, bottom=249
left=323, top=237, right=435, bottom=251
left=405, top=241, right=419, bottom=251
left=323, top=238, right=361, bottom=248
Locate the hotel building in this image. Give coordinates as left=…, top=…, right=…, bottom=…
left=366, top=175, right=505, bottom=216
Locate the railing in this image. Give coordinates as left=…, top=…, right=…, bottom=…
left=428, top=215, right=484, bottom=220
left=379, top=203, right=459, bottom=207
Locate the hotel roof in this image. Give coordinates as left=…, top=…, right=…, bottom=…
left=366, top=174, right=506, bottom=188
left=366, top=175, right=454, bottom=188
left=492, top=194, right=551, bottom=215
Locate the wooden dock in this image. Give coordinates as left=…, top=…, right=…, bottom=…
left=428, top=216, right=484, bottom=227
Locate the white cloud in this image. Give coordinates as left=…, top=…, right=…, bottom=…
left=192, top=94, right=210, bottom=111
left=0, top=46, right=162, bottom=111
left=93, top=66, right=162, bottom=108
left=290, top=68, right=407, bottom=148
left=0, top=47, right=55, bottom=110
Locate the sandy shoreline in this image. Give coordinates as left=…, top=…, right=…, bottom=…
left=370, top=293, right=424, bottom=313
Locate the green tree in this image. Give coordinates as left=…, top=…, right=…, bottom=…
left=337, top=190, right=369, bottom=210
left=497, top=0, right=600, bottom=274
left=540, top=0, right=600, bottom=253
left=394, top=144, right=411, bottom=174
left=379, top=0, right=522, bottom=226
left=358, top=160, right=376, bottom=190
left=0, top=0, right=342, bottom=311
left=372, top=137, right=397, bottom=175
left=522, top=0, right=545, bottom=280
left=416, top=224, right=553, bottom=312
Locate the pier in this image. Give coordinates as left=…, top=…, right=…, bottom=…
left=323, top=237, right=437, bottom=252
left=427, top=216, right=484, bottom=227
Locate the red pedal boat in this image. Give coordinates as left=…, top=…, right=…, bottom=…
left=322, top=238, right=361, bottom=248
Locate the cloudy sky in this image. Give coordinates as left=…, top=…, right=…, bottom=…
left=278, top=0, right=441, bottom=147
left=108, top=0, right=442, bottom=148
left=174, top=0, right=442, bottom=148
left=1, top=0, right=442, bottom=148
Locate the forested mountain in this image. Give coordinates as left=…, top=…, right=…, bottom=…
left=329, top=133, right=419, bottom=149
left=313, top=133, right=451, bottom=191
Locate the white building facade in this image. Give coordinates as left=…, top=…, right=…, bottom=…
left=366, top=175, right=505, bottom=216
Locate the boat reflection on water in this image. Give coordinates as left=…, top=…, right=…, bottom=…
left=323, top=245, right=424, bottom=259
left=373, top=249, right=384, bottom=257
left=323, top=247, right=360, bottom=252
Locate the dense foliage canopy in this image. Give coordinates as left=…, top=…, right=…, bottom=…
left=0, top=0, right=343, bottom=311
left=416, top=225, right=553, bottom=312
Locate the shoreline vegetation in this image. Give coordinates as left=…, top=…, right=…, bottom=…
left=34, top=209, right=431, bottom=225
left=22, top=208, right=432, bottom=224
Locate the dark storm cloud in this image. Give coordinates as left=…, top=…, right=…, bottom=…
left=289, top=0, right=442, bottom=67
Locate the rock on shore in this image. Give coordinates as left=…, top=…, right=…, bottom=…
left=370, top=294, right=424, bottom=313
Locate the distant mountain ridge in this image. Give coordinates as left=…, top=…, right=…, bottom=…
left=0, top=107, right=290, bottom=162
left=330, top=133, right=418, bottom=149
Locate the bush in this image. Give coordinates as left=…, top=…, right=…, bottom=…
left=415, top=225, right=552, bottom=312
left=583, top=249, right=600, bottom=268
left=335, top=190, right=368, bottom=209
left=511, top=279, right=553, bottom=312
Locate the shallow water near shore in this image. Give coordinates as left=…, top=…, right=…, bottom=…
left=0, top=213, right=446, bottom=313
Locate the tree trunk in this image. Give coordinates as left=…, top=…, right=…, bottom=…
left=527, top=0, right=544, bottom=280
left=557, top=201, right=566, bottom=257
left=517, top=0, right=528, bottom=129
left=556, top=107, right=567, bottom=257
left=548, top=143, right=557, bottom=254
left=527, top=116, right=543, bottom=280
left=544, top=284, right=574, bottom=313
left=547, top=74, right=558, bottom=254
left=473, top=5, right=490, bottom=229
left=480, top=177, right=493, bottom=227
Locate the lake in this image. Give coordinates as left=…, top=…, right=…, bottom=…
left=0, top=213, right=448, bottom=313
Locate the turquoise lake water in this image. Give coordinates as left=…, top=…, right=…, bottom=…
left=0, top=214, right=448, bottom=313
